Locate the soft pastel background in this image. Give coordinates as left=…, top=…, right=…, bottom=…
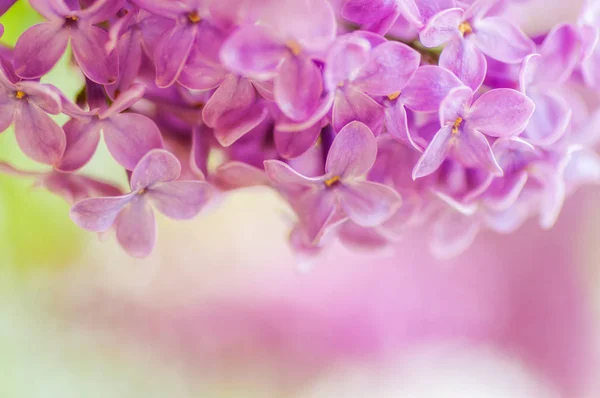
left=1, top=1, right=599, bottom=397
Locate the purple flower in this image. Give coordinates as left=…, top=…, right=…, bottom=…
left=412, top=85, right=535, bottom=179
left=57, top=83, right=164, bottom=172
left=13, top=0, right=119, bottom=83
left=519, top=24, right=583, bottom=146
left=220, top=0, right=336, bottom=122
left=420, top=0, right=534, bottom=90
left=134, top=0, right=240, bottom=88
left=264, top=121, right=402, bottom=244
left=70, top=149, right=214, bottom=258
left=0, top=67, right=66, bottom=165
left=324, top=32, right=420, bottom=134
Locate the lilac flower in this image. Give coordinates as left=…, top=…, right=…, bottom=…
left=264, top=121, right=402, bottom=244
left=579, top=0, right=600, bottom=88
left=13, top=0, right=119, bottom=83
left=134, top=0, right=240, bottom=88
left=57, top=83, right=164, bottom=172
left=420, top=0, right=535, bottom=90
left=324, top=32, right=420, bottom=134
left=220, top=0, right=336, bottom=123
left=70, top=149, right=214, bottom=258
left=519, top=24, right=582, bottom=146
left=412, top=86, right=535, bottom=179
left=0, top=66, right=65, bottom=165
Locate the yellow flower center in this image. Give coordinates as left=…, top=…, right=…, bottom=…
left=387, top=91, right=401, bottom=101
left=458, top=21, right=473, bottom=36
left=188, top=11, right=201, bottom=23
left=66, top=15, right=78, bottom=21
left=286, top=40, right=302, bottom=56
left=452, top=117, right=463, bottom=135
left=324, top=175, right=341, bottom=188
left=15, top=91, right=26, bottom=99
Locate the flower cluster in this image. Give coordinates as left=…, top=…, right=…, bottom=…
left=1, top=0, right=599, bottom=259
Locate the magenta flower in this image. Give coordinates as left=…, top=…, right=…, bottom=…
left=0, top=67, right=65, bottom=165
left=324, top=32, right=420, bottom=134
left=13, top=0, right=119, bottom=84
left=265, top=121, right=402, bottom=244
left=70, top=149, right=214, bottom=258
left=57, top=83, right=164, bottom=172
left=412, top=86, right=535, bottom=179
left=220, top=0, right=336, bottom=122
left=420, top=0, right=535, bottom=89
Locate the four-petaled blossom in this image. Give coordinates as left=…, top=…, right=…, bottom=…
left=420, top=0, right=535, bottom=90
left=0, top=67, right=65, bottom=165
left=70, top=149, right=214, bottom=258
left=264, top=121, right=402, bottom=244
left=413, top=86, right=535, bottom=179
left=14, top=0, right=119, bottom=83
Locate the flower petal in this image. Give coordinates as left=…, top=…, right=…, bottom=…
left=522, top=91, right=570, bottom=146
left=274, top=55, right=323, bottom=122
left=14, top=102, right=66, bottom=165
left=148, top=180, right=213, bottom=220
left=99, top=83, right=146, bottom=119
left=419, top=7, right=463, bottom=48
left=430, top=208, right=480, bottom=259
left=472, top=17, right=535, bottom=63
left=323, top=34, right=371, bottom=91
left=468, top=88, right=535, bottom=137
left=274, top=122, right=322, bottom=159
left=130, top=149, right=181, bottom=190
left=56, top=118, right=101, bottom=172
left=384, top=100, right=422, bottom=151
left=13, top=23, right=69, bottom=80
left=292, top=189, right=343, bottom=244
left=220, top=25, right=287, bottom=80
left=439, top=85, right=473, bottom=125
left=214, top=161, right=270, bottom=190
left=534, top=23, right=582, bottom=87
left=70, top=192, right=135, bottom=232
left=71, top=24, right=119, bottom=84
left=332, top=86, right=385, bottom=134
left=264, top=159, right=318, bottom=196
left=401, top=65, right=462, bottom=112
left=0, top=97, right=16, bottom=133
left=115, top=197, right=157, bottom=258
left=440, top=38, right=486, bottom=91
left=353, top=41, right=420, bottom=96
left=153, top=23, right=196, bottom=88
left=326, top=120, right=377, bottom=179
left=102, top=113, right=164, bottom=170
left=412, top=124, right=453, bottom=179
left=454, top=126, right=503, bottom=175
left=338, top=180, right=402, bottom=227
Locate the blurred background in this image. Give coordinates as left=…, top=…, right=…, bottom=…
left=1, top=1, right=599, bottom=397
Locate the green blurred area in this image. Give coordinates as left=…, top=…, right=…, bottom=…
left=0, top=2, right=90, bottom=272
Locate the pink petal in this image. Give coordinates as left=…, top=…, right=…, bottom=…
left=533, top=23, right=582, bottom=87
left=274, top=122, right=322, bottom=159
left=99, top=83, right=146, bottom=119
left=522, top=91, right=571, bottom=146
left=178, top=53, right=229, bottom=91
left=430, top=208, right=480, bottom=259
left=70, top=193, right=135, bottom=232
left=384, top=100, right=422, bottom=151
left=148, top=180, right=213, bottom=220
left=419, top=7, right=463, bottom=48
left=71, top=24, right=119, bottom=84
left=468, top=88, right=535, bottom=137
left=412, top=124, right=453, bottom=179
left=323, top=34, right=371, bottom=91
left=18, top=82, right=62, bottom=114
left=274, top=54, right=323, bottom=122
left=326, top=120, right=377, bottom=179
left=454, top=126, right=503, bottom=175
left=14, top=23, right=69, bottom=80
left=440, top=38, right=487, bottom=91
left=332, top=86, right=385, bottom=134
left=56, top=118, right=102, bottom=172
left=220, top=25, right=287, bottom=80
left=153, top=23, right=196, bottom=88
left=214, top=161, right=270, bottom=190
left=439, top=86, right=473, bottom=126
left=0, top=97, right=16, bottom=133
left=472, top=17, right=535, bottom=63
left=353, top=41, right=421, bottom=96
left=14, top=102, right=66, bottom=165
left=191, top=125, right=210, bottom=179
left=115, top=197, right=157, bottom=258
left=130, top=149, right=181, bottom=190
left=401, top=65, right=463, bottom=112
left=338, top=180, right=402, bottom=227
left=264, top=159, right=319, bottom=196
left=102, top=113, right=165, bottom=171
left=292, top=189, right=343, bottom=244
left=106, top=29, right=143, bottom=99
